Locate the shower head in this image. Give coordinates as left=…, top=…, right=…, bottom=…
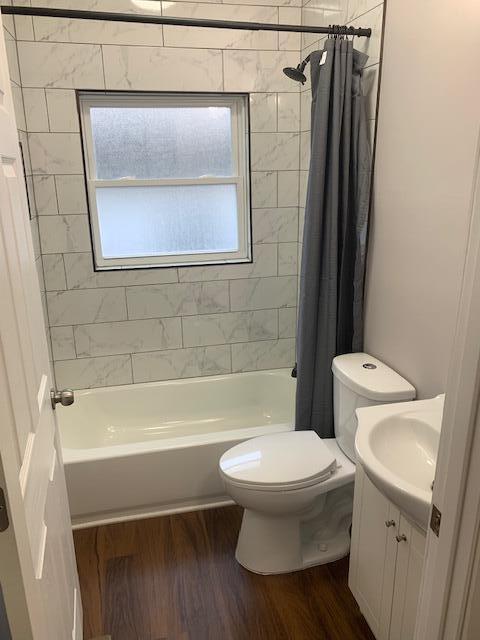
left=283, top=64, right=307, bottom=84
left=282, top=55, right=310, bottom=84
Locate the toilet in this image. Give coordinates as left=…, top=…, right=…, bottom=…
left=219, top=353, right=416, bottom=575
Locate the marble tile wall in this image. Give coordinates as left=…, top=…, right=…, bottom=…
left=2, top=0, right=55, bottom=379
left=298, top=0, right=384, bottom=282
left=6, top=0, right=303, bottom=389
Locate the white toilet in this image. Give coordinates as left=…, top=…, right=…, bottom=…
left=219, top=353, right=416, bottom=575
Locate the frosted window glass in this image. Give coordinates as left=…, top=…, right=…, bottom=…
left=90, top=106, right=233, bottom=180
left=96, top=184, right=239, bottom=259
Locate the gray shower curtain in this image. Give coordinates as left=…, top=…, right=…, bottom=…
left=295, top=38, right=371, bottom=438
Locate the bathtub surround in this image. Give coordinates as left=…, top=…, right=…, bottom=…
left=6, top=0, right=303, bottom=389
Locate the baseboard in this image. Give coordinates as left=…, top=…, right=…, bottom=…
left=71, top=495, right=235, bottom=529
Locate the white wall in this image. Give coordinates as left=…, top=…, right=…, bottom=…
left=364, top=0, right=480, bottom=399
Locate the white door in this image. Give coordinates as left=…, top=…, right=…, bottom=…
left=0, top=14, right=82, bottom=640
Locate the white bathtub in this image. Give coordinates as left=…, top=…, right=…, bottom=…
left=57, top=369, right=295, bottom=527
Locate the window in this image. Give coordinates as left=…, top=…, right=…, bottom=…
left=79, top=92, right=251, bottom=270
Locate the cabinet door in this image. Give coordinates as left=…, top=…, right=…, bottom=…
left=349, top=464, right=400, bottom=640
left=389, top=516, right=426, bottom=640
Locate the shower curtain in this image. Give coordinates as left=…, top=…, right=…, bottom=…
left=295, top=38, right=371, bottom=438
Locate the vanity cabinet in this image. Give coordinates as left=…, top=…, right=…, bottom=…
left=349, top=464, right=426, bottom=640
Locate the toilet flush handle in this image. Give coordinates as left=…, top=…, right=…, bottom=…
left=385, top=520, right=396, bottom=528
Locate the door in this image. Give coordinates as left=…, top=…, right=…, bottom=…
left=390, top=516, right=426, bottom=640
left=349, top=464, right=399, bottom=640
left=0, top=14, right=82, bottom=640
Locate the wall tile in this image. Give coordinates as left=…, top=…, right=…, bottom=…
left=11, top=83, right=26, bottom=131
left=55, top=354, right=132, bottom=389
left=45, top=89, right=79, bottom=132
left=363, top=63, right=379, bottom=120
left=345, top=0, right=381, bottom=22
left=231, top=337, right=295, bottom=372
left=278, top=92, right=300, bottom=132
left=252, top=207, right=298, bottom=243
left=47, top=288, right=127, bottom=326
left=39, top=214, right=91, bottom=253
left=33, top=174, right=58, bottom=215
left=162, top=2, right=278, bottom=50
left=224, top=50, right=301, bottom=92
left=223, top=0, right=301, bottom=7
left=4, top=31, right=19, bottom=85
left=30, top=218, right=41, bottom=261
left=74, top=318, right=182, bottom=357
left=18, top=42, right=104, bottom=88
left=14, top=15, right=34, bottom=40
left=43, top=253, right=67, bottom=291
left=30, top=0, right=162, bottom=13
left=126, top=281, right=229, bottom=319
left=177, top=243, right=277, bottom=282
left=348, top=3, right=383, bottom=66
left=23, top=88, right=49, bottom=131
left=299, top=170, right=308, bottom=208
left=18, top=130, right=31, bottom=174
left=277, top=170, right=299, bottom=206
left=50, top=325, right=76, bottom=360
left=182, top=309, right=278, bottom=347
left=230, top=276, right=297, bottom=311
left=278, top=7, right=301, bottom=51
left=103, top=45, right=223, bottom=92
left=251, top=132, right=300, bottom=171
left=64, top=252, right=178, bottom=289
left=300, top=130, right=310, bottom=171
left=300, top=89, right=310, bottom=132
left=55, top=174, right=87, bottom=213
left=33, top=16, right=164, bottom=47
left=29, top=132, right=83, bottom=174
left=251, top=171, right=277, bottom=208
left=278, top=242, right=298, bottom=275
left=249, top=93, right=277, bottom=132
left=132, top=345, right=230, bottom=383
left=279, top=307, right=296, bottom=338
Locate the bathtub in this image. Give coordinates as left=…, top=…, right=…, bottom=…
left=57, top=369, right=295, bottom=527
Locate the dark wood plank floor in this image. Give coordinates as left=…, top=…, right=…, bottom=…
left=74, top=506, right=374, bottom=640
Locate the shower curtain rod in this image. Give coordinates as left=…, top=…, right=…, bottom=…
left=1, top=6, right=371, bottom=37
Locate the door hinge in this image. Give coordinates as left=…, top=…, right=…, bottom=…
left=430, top=503, right=441, bottom=537
left=0, top=488, right=9, bottom=532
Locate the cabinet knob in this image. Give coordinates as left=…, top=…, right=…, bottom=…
left=396, top=534, right=407, bottom=543
left=385, top=520, right=396, bottom=528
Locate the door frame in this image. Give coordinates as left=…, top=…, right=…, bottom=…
left=414, top=130, right=480, bottom=639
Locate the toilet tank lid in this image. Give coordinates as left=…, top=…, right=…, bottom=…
left=332, top=353, right=416, bottom=402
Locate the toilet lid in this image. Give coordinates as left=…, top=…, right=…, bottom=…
left=219, top=431, right=337, bottom=491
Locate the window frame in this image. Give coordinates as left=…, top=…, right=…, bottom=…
left=78, top=91, right=252, bottom=271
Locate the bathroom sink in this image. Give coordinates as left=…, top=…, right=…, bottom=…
left=355, top=396, right=444, bottom=530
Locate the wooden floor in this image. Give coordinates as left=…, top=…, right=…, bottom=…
left=74, top=506, right=374, bottom=640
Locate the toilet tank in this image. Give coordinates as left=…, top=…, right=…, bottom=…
left=332, top=353, right=415, bottom=462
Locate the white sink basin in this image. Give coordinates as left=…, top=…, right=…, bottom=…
left=355, top=396, right=444, bottom=530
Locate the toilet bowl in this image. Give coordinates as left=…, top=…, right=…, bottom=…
left=219, top=353, right=416, bottom=575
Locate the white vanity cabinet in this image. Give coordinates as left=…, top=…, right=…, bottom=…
left=349, top=464, right=426, bottom=640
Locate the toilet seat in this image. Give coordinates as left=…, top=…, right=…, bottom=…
left=219, top=431, right=337, bottom=492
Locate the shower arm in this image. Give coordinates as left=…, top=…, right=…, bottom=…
left=1, top=6, right=371, bottom=38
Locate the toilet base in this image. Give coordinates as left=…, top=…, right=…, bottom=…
left=235, top=486, right=353, bottom=575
